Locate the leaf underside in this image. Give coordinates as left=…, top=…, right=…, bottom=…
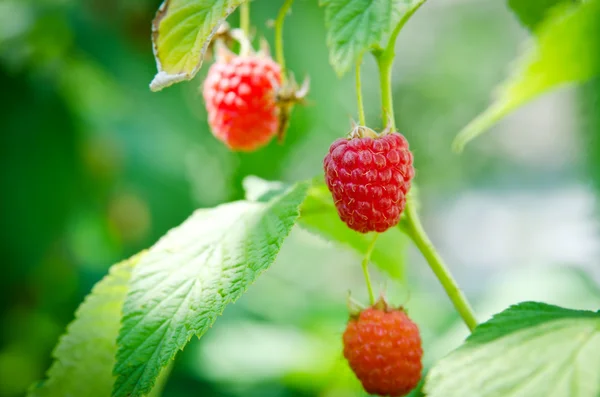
left=508, top=0, right=577, bottom=32
left=150, top=0, right=246, bottom=91
left=453, top=0, right=600, bottom=151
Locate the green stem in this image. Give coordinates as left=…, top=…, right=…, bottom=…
left=356, top=58, right=366, bottom=126
left=376, top=56, right=395, bottom=130
left=371, top=0, right=478, bottom=332
left=373, top=0, right=428, bottom=130
left=275, top=0, right=294, bottom=82
left=403, top=203, right=478, bottom=331
left=240, top=2, right=250, bottom=37
left=361, top=234, right=379, bottom=305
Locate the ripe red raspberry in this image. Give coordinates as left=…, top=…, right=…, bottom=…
left=343, top=299, right=423, bottom=396
left=323, top=126, right=414, bottom=233
left=203, top=52, right=281, bottom=151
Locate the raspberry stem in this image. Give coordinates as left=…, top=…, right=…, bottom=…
left=402, top=201, right=478, bottom=331
left=355, top=58, right=366, bottom=125
left=372, top=0, right=428, bottom=129
left=370, top=0, right=478, bottom=332
left=275, top=0, right=295, bottom=83
left=361, top=233, right=380, bottom=305
left=240, top=1, right=250, bottom=37
left=376, top=57, right=395, bottom=130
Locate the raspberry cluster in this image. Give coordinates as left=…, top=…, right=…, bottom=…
left=203, top=54, right=281, bottom=151
left=343, top=302, right=423, bottom=396
left=324, top=129, right=414, bottom=233
left=200, top=30, right=422, bottom=397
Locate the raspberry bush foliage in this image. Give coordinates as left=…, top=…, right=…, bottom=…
left=28, top=1, right=600, bottom=397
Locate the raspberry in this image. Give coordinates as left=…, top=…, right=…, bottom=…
left=323, top=126, right=414, bottom=233
left=203, top=53, right=281, bottom=151
left=343, top=299, right=423, bottom=396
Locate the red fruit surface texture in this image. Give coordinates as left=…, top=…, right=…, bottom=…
left=323, top=133, right=414, bottom=233
left=203, top=55, right=281, bottom=151
left=343, top=306, right=423, bottom=396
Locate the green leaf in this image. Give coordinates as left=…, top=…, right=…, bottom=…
left=320, top=0, right=393, bottom=75
left=112, top=182, right=310, bottom=397
left=319, top=0, right=426, bottom=75
left=385, top=0, right=427, bottom=43
left=424, top=302, right=600, bottom=397
left=453, top=0, right=600, bottom=152
left=507, top=0, right=577, bottom=31
left=149, top=0, right=246, bottom=91
left=243, top=177, right=407, bottom=280
left=28, top=254, right=143, bottom=397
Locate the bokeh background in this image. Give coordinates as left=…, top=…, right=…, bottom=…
left=2, top=0, right=600, bottom=396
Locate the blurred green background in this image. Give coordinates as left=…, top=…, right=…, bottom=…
left=2, top=0, right=600, bottom=396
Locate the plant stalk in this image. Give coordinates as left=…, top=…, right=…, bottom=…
left=372, top=0, right=478, bottom=331
left=376, top=56, right=395, bottom=130
left=356, top=58, right=366, bottom=125
left=275, top=0, right=295, bottom=82
left=373, top=0, right=428, bottom=130
left=361, top=234, right=380, bottom=305
left=240, top=2, right=250, bottom=37
left=403, top=203, right=478, bottom=331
